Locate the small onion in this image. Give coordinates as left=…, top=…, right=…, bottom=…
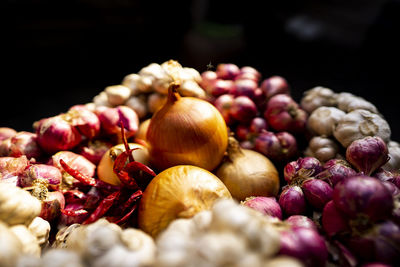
left=36, top=115, right=82, bottom=154
left=321, top=200, right=349, bottom=237
left=97, top=105, right=139, bottom=140
left=66, top=105, right=101, bottom=139
left=0, top=156, right=29, bottom=182
left=279, top=226, right=328, bottom=267
left=216, top=137, right=280, bottom=201
left=200, top=70, right=218, bottom=92
left=8, top=132, right=42, bottom=159
left=97, top=143, right=150, bottom=186
left=279, top=186, right=307, bottom=216
left=254, top=131, right=298, bottom=162
left=283, top=157, right=323, bottom=184
left=333, top=175, right=394, bottom=221
left=264, top=94, right=308, bottom=133
left=346, top=136, right=389, bottom=176
left=39, top=191, right=65, bottom=222
left=249, top=117, right=268, bottom=134
left=214, top=94, right=235, bottom=125
left=242, top=196, right=282, bottom=219
left=234, top=79, right=258, bottom=99
left=76, top=139, right=114, bottom=165
left=216, top=63, right=240, bottom=80
left=146, top=82, right=228, bottom=171
left=19, top=164, right=62, bottom=189
left=229, top=96, right=258, bottom=123
left=208, top=79, right=236, bottom=97
left=285, top=215, right=317, bottom=231
left=260, top=76, right=290, bottom=100
left=238, top=66, right=261, bottom=81
left=316, top=159, right=357, bottom=186
left=0, top=127, right=16, bottom=141
left=302, top=179, right=333, bottom=210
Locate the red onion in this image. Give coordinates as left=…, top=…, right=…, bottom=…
left=216, top=63, right=240, bottom=80
left=253, top=88, right=267, bottom=110
left=8, top=131, right=42, bottom=159
left=285, top=215, right=317, bottom=231
left=235, top=125, right=250, bottom=141
left=240, top=140, right=255, bottom=150
left=200, top=70, right=218, bottom=92
left=249, top=117, right=268, bottom=134
left=279, top=186, right=307, bottom=216
left=97, top=106, right=139, bottom=139
left=346, top=136, right=389, bottom=176
left=260, top=75, right=290, bottom=100
left=208, top=79, right=236, bottom=97
left=361, top=264, right=392, bottom=267
left=374, top=169, right=400, bottom=189
left=254, top=131, right=297, bottom=162
left=19, top=164, right=62, bottom=189
left=279, top=226, right=328, bottom=267
left=76, top=139, right=113, bottom=165
left=39, top=191, right=65, bottom=222
left=347, top=220, right=400, bottom=265
left=234, top=79, right=258, bottom=99
left=322, top=200, right=350, bottom=237
left=381, top=181, right=400, bottom=196
left=333, top=175, right=394, bottom=222
left=264, top=94, right=308, bottom=133
left=36, top=115, right=82, bottom=154
left=316, top=159, right=357, bottom=186
left=242, top=196, right=282, bottom=219
left=214, top=94, right=235, bottom=125
left=66, top=105, right=101, bottom=139
left=236, top=66, right=261, bottom=82
left=229, top=96, right=257, bottom=123
left=0, top=156, right=29, bottom=184
left=284, top=157, right=323, bottom=184
left=302, top=178, right=333, bottom=210
left=0, top=127, right=16, bottom=141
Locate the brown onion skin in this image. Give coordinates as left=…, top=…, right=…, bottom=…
left=36, top=116, right=82, bottom=154
left=333, top=175, right=394, bottom=222
left=346, top=136, right=389, bottom=176
left=147, top=83, right=228, bottom=171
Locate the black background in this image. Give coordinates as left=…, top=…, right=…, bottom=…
left=2, top=0, right=400, bottom=141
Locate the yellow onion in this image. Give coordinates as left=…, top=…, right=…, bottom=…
left=97, top=143, right=149, bottom=186
left=138, top=165, right=231, bottom=237
left=216, top=137, right=280, bottom=201
left=146, top=82, right=228, bottom=171
left=135, top=118, right=151, bottom=142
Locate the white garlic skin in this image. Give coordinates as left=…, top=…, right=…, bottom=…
left=0, top=222, right=23, bottom=267
left=122, top=73, right=142, bottom=96
left=300, top=86, right=337, bottom=113
left=105, top=85, right=132, bottom=106
left=304, top=136, right=340, bottom=162
left=333, top=109, right=391, bottom=147
left=28, top=217, right=50, bottom=246
left=126, top=96, right=148, bottom=119
left=307, top=107, right=346, bottom=136
left=337, top=92, right=378, bottom=114
left=10, top=225, right=41, bottom=257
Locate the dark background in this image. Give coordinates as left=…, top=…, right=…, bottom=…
left=3, top=0, right=400, bottom=141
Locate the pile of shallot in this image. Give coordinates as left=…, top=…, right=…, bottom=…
left=1, top=60, right=400, bottom=267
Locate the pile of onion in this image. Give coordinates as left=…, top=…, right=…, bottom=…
left=216, top=137, right=280, bottom=201
left=146, top=82, right=228, bottom=171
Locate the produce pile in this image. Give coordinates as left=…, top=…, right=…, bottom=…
left=1, top=60, right=399, bottom=267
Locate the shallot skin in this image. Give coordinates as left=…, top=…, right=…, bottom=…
left=242, top=196, right=282, bottom=219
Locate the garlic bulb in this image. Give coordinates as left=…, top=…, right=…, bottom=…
left=307, top=107, right=346, bottom=136
left=0, top=222, right=23, bottom=267
left=155, top=199, right=281, bottom=267
left=337, top=92, right=378, bottom=114
left=121, top=228, right=156, bottom=266
left=304, top=136, right=341, bottom=163
left=41, top=249, right=84, bottom=267
left=0, top=183, right=41, bottom=226
left=147, top=93, right=167, bottom=114
left=28, top=217, right=50, bottom=246
left=93, top=92, right=111, bottom=107
left=300, top=87, right=337, bottom=113
left=333, top=109, right=391, bottom=147
left=10, top=225, right=41, bottom=257
left=383, top=141, right=400, bottom=171
left=126, top=95, right=148, bottom=119
left=105, top=85, right=132, bottom=106
left=122, top=73, right=142, bottom=96
left=180, top=80, right=206, bottom=98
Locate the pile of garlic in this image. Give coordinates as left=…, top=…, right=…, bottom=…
left=155, top=199, right=302, bottom=267
left=0, top=183, right=50, bottom=267
left=301, top=87, right=399, bottom=170
left=92, top=60, right=205, bottom=120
